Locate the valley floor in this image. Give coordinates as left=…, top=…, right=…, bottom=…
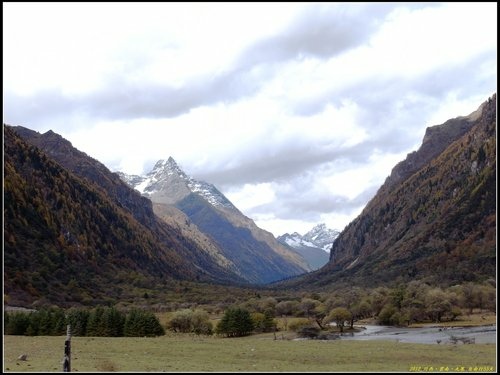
left=4, top=332, right=496, bottom=372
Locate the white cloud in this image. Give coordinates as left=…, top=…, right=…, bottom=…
left=224, top=183, right=276, bottom=212
left=3, top=2, right=497, bottom=237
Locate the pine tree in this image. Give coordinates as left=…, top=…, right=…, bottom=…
left=51, top=307, right=67, bottom=335
left=262, top=309, right=277, bottom=332
left=66, top=308, right=90, bottom=336
left=86, top=306, right=105, bottom=337
left=101, top=307, right=125, bottom=337
left=142, top=311, right=165, bottom=337
left=216, top=307, right=254, bottom=337
left=124, top=308, right=141, bottom=337
left=5, top=312, right=30, bottom=335
left=124, top=309, right=164, bottom=337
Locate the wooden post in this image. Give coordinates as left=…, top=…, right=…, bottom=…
left=63, top=324, right=71, bottom=372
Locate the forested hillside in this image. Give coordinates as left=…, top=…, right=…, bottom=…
left=4, top=125, right=244, bottom=307
left=278, top=94, right=496, bottom=290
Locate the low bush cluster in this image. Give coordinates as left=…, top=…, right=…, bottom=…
left=167, top=308, right=213, bottom=335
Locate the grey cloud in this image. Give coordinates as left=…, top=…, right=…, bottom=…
left=3, top=68, right=265, bottom=125
left=246, top=181, right=380, bottom=223
left=192, top=52, right=496, bottom=193
left=4, top=89, right=82, bottom=130
left=193, top=127, right=406, bottom=189
left=237, top=46, right=493, bottom=184
left=234, top=2, right=441, bottom=70
left=294, top=49, right=496, bottom=120
left=192, top=140, right=368, bottom=188
left=283, top=50, right=497, bottom=159
left=4, top=3, right=399, bottom=125
left=410, top=52, right=497, bottom=105
left=234, top=3, right=398, bottom=68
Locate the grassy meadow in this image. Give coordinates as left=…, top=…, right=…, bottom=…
left=4, top=332, right=496, bottom=372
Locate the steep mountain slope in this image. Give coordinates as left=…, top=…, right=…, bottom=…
left=151, top=202, right=240, bottom=275
left=277, top=224, right=338, bottom=269
left=277, top=238, right=330, bottom=270
left=120, top=158, right=310, bottom=283
left=277, top=94, right=496, bottom=289
left=12, top=126, right=159, bottom=228
left=14, top=126, right=243, bottom=281
left=4, top=125, right=247, bottom=306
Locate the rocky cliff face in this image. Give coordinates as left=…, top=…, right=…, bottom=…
left=384, top=107, right=482, bottom=190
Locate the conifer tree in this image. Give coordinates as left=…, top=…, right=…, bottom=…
left=5, top=312, right=30, bottom=335
left=124, top=309, right=164, bottom=337
left=101, top=307, right=125, bottom=337
left=66, top=308, right=90, bottom=336
left=216, top=307, right=254, bottom=337
left=86, top=306, right=105, bottom=337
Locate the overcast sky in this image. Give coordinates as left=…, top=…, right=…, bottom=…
left=3, top=2, right=497, bottom=237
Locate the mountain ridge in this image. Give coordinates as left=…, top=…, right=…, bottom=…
left=119, top=157, right=311, bottom=283
left=5, top=124, right=250, bottom=306
left=276, top=93, right=496, bottom=290
left=119, top=157, right=239, bottom=211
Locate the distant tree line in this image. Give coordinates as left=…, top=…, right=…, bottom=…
left=5, top=281, right=495, bottom=339
left=4, top=306, right=164, bottom=337
left=235, top=281, right=496, bottom=329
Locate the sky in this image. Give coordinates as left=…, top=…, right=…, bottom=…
left=3, top=2, right=497, bottom=237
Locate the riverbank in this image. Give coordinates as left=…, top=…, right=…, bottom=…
left=410, top=311, right=496, bottom=328
left=356, top=310, right=496, bottom=328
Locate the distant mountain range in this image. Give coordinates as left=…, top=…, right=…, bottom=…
left=277, top=224, right=339, bottom=269
left=4, top=125, right=311, bottom=308
left=278, top=94, right=496, bottom=289
left=4, top=93, right=495, bottom=307
left=118, top=158, right=311, bottom=283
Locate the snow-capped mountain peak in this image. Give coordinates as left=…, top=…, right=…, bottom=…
left=151, top=157, right=188, bottom=178
left=118, top=157, right=238, bottom=210
left=278, top=223, right=339, bottom=252
left=303, top=224, right=340, bottom=250
left=276, top=224, right=337, bottom=270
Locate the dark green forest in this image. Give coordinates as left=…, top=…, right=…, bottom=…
left=5, top=306, right=164, bottom=337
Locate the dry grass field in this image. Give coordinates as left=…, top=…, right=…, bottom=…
left=4, top=332, right=496, bottom=372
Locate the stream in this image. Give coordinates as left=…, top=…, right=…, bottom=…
left=337, top=324, right=496, bottom=344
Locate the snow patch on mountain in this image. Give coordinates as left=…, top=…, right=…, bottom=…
left=303, top=224, right=340, bottom=251
left=278, top=224, right=339, bottom=252
left=282, top=232, right=316, bottom=248
left=118, top=157, right=238, bottom=210
left=134, top=177, right=149, bottom=194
